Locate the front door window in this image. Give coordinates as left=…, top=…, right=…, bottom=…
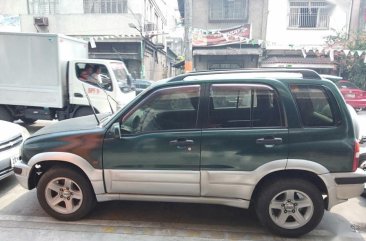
left=121, top=85, right=200, bottom=133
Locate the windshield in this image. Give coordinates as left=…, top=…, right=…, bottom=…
left=111, top=62, right=131, bottom=89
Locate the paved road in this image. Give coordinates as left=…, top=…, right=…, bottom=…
left=0, top=113, right=365, bottom=241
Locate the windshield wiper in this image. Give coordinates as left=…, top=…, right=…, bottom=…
left=81, top=84, right=100, bottom=125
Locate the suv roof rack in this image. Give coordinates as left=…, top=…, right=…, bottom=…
left=168, top=68, right=322, bottom=82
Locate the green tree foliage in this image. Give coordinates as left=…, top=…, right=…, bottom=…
left=325, top=30, right=366, bottom=89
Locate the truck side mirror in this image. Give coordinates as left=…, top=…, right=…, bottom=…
left=121, top=86, right=130, bottom=93
left=360, top=136, right=366, bottom=144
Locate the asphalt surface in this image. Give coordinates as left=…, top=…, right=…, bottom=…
left=0, top=113, right=365, bottom=241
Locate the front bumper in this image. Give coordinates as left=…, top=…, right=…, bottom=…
left=323, top=168, right=366, bottom=210
left=13, top=161, right=31, bottom=189
left=0, top=145, right=22, bottom=181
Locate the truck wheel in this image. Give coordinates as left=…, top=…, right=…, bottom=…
left=73, top=107, right=94, bottom=118
left=0, top=106, right=13, bottom=122
left=20, top=117, right=37, bottom=125
left=255, top=178, right=324, bottom=237
left=37, top=166, right=96, bottom=221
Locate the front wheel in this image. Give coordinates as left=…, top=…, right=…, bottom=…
left=37, top=167, right=96, bottom=221
left=255, top=178, right=324, bottom=237
left=20, top=117, right=37, bottom=124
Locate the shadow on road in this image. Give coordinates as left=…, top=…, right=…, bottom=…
left=0, top=189, right=365, bottom=240
left=91, top=200, right=259, bottom=227
left=0, top=176, right=18, bottom=197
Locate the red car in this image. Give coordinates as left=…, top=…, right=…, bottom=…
left=336, top=80, right=366, bottom=111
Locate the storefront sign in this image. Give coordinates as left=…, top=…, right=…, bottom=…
left=192, top=24, right=251, bottom=47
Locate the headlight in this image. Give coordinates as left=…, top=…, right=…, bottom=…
left=20, top=127, right=30, bottom=141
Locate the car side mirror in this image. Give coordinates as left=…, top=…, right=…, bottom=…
left=112, top=123, right=121, bottom=139
left=360, top=136, right=366, bottom=144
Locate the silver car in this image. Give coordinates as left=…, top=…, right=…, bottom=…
left=0, top=121, right=30, bottom=181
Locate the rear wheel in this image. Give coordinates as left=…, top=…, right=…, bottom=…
left=37, top=167, right=96, bottom=221
left=0, top=106, right=13, bottom=122
left=255, top=178, right=324, bottom=237
left=73, top=107, right=94, bottom=118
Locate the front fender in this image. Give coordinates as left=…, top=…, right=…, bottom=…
left=28, top=152, right=104, bottom=194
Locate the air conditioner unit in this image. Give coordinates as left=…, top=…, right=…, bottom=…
left=144, top=22, right=155, bottom=32
left=34, top=17, right=49, bottom=26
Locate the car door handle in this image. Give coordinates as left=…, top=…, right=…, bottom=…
left=169, top=139, right=194, bottom=149
left=74, top=93, right=83, bottom=98
left=256, top=137, right=282, bottom=145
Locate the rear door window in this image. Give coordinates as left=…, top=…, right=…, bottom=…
left=208, top=84, right=284, bottom=128
left=290, top=85, right=341, bottom=127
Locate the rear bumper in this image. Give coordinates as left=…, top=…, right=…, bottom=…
left=322, top=168, right=366, bottom=210
left=345, top=98, right=366, bottom=108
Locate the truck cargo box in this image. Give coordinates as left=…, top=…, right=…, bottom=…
left=0, top=32, right=88, bottom=108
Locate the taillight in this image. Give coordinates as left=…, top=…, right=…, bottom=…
left=353, top=141, right=360, bottom=172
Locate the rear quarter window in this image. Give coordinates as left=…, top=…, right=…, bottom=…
left=290, top=85, right=341, bottom=127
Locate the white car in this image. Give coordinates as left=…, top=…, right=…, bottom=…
left=0, top=121, right=30, bottom=181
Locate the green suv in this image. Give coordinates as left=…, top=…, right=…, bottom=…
left=14, top=69, right=366, bottom=237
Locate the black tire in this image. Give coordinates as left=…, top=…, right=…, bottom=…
left=362, top=189, right=366, bottom=198
left=255, top=178, right=324, bottom=237
left=20, top=117, right=37, bottom=124
left=73, top=107, right=94, bottom=118
left=37, top=166, right=96, bottom=221
left=0, top=106, right=13, bottom=122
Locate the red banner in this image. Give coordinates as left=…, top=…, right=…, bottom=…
left=192, top=24, right=251, bottom=47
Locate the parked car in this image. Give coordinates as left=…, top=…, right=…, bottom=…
left=335, top=80, right=366, bottom=111
left=14, top=69, right=366, bottom=237
left=359, top=123, right=366, bottom=197
left=133, top=79, right=153, bottom=95
left=320, top=74, right=342, bottom=82
left=360, top=160, right=366, bottom=197
left=0, top=121, right=29, bottom=181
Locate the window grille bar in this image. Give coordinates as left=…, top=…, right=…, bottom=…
left=288, top=0, right=329, bottom=28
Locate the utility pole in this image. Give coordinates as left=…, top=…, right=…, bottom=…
left=184, top=0, right=193, bottom=72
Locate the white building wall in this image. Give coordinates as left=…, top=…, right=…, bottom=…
left=0, top=0, right=28, bottom=14
left=266, top=0, right=351, bottom=48
left=21, top=14, right=141, bottom=35
left=59, top=0, right=83, bottom=14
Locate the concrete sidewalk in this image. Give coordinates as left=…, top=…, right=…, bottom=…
left=0, top=213, right=364, bottom=241
left=0, top=198, right=365, bottom=241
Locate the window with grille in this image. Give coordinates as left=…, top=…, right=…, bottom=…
left=209, top=0, right=248, bottom=21
left=84, top=0, right=128, bottom=14
left=28, top=0, right=59, bottom=15
left=288, top=0, right=330, bottom=29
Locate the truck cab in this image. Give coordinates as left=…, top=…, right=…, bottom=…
left=0, top=32, right=137, bottom=123
left=68, top=59, right=136, bottom=117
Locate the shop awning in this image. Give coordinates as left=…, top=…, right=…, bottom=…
left=193, top=48, right=262, bottom=56
left=261, top=56, right=335, bottom=69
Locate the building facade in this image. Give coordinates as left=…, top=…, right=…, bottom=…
left=0, top=0, right=183, bottom=80
left=262, top=0, right=353, bottom=74
left=181, top=0, right=268, bottom=71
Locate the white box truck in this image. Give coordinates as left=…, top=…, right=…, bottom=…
left=0, top=32, right=136, bottom=123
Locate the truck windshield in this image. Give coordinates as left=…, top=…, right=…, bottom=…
left=111, top=62, right=131, bottom=90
